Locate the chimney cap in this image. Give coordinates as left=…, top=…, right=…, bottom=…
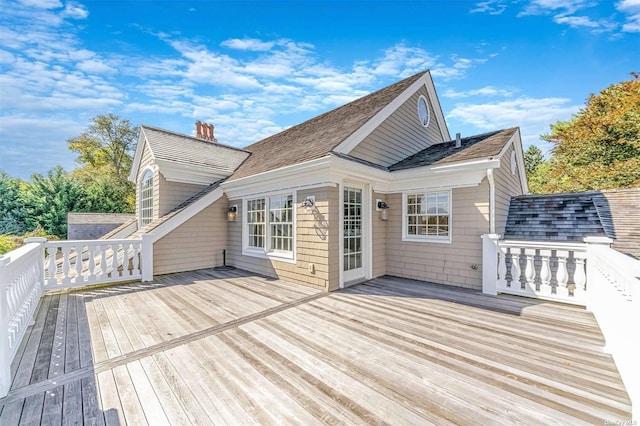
left=195, top=121, right=216, bottom=143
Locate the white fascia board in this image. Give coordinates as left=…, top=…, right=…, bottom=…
left=423, top=70, right=451, bottom=141
left=328, top=156, right=392, bottom=192
left=147, top=186, right=224, bottom=242
left=387, top=169, right=488, bottom=193
left=494, top=128, right=529, bottom=194
left=129, top=128, right=151, bottom=183
left=156, top=159, right=230, bottom=185
left=221, top=156, right=335, bottom=199
left=334, top=73, right=439, bottom=155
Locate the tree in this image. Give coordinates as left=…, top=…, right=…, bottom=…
left=524, top=145, right=544, bottom=177
left=539, top=74, right=640, bottom=192
left=67, top=113, right=137, bottom=178
left=21, top=166, right=87, bottom=238
left=0, top=170, right=27, bottom=234
left=67, top=113, right=136, bottom=212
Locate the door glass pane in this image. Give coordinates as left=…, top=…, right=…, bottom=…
left=344, top=187, right=362, bottom=272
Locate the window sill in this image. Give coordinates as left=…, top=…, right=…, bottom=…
left=401, top=237, right=452, bottom=244
left=242, top=248, right=296, bottom=263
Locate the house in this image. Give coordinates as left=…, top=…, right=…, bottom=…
left=126, top=70, right=528, bottom=291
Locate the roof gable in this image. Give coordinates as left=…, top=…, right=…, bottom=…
left=230, top=71, right=439, bottom=181
left=129, top=126, right=250, bottom=184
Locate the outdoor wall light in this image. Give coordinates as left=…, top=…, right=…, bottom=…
left=300, top=196, right=315, bottom=209
left=227, top=205, right=238, bottom=222
left=377, top=200, right=389, bottom=221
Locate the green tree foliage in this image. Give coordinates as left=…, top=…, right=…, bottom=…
left=538, top=74, right=640, bottom=193
left=0, top=170, right=27, bottom=234
left=68, top=114, right=136, bottom=212
left=21, top=166, right=87, bottom=238
left=68, top=113, right=137, bottom=178
left=524, top=145, right=544, bottom=177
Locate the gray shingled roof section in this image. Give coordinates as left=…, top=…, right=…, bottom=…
left=230, top=71, right=426, bottom=181
left=389, top=128, right=517, bottom=171
left=141, top=125, right=250, bottom=173
left=130, top=180, right=223, bottom=238
left=504, top=192, right=608, bottom=242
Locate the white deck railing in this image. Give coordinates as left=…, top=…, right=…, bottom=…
left=483, top=234, right=640, bottom=419
left=0, top=236, right=152, bottom=397
left=482, top=235, right=587, bottom=305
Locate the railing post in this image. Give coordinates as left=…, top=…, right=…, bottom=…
left=584, top=236, right=613, bottom=312
left=0, top=255, right=11, bottom=398
left=24, top=238, right=47, bottom=298
left=481, top=234, right=501, bottom=295
left=140, top=234, right=154, bottom=282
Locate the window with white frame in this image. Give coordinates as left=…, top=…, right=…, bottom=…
left=245, top=194, right=294, bottom=257
left=247, top=198, right=266, bottom=248
left=140, top=170, right=154, bottom=227
left=404, top=190, right=451, bottom=242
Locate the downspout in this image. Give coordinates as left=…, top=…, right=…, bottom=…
left=487, top=168, right=495, bottom=234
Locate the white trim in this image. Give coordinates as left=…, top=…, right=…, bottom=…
left=494, top=128, right=528, bottom=194
left=401, top=189, right=453, bottom=244
left=333, top=72, right=450, bottom=154
left=129, top=127, right=150, bottom=183
left=138, top=166, right=155, bottom=228
left=487, top=168, right=496, bottom=234
left=145, top=186, right=224, bottom=242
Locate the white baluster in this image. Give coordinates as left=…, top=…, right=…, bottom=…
left=497, top=245, right=507, bottom=291
left=74, top=244, right=83, bottom=285
left=46, top=246, right=57, bottom=287
left=99, top=245, right=107, bottom=280
left=510, top=248, right=521, bottom=290
left=524, top=249, right=536, bottom=294
left=110, top=244, right=119, bottom=278
left=87, top=244, right=96, bottom=282
left=556, top=250, right=569, bottom=299
left=131, top=242, right=140, bottom=276
left=61, top=246, right=71, bottom=286
left=539, top=249, right=552, bottom=296
left=573, top=253, right=587, bottom=301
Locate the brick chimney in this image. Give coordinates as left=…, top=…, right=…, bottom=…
left=195, top=121, right=216, bottom=143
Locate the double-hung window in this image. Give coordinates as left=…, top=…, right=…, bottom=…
left=140, top=170, right=154, bottom=227
left=403, top=190, right=451, bottom=243
left=244, top=194, right=294, bottom=259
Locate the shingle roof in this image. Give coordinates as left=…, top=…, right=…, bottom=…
left=504, top=192, right=611, bottom=242
left=389, top=128, right=517, bottom=171
left=141, top=125, right=249, bottom=173
left=503, top=188, right=640, bottom=258
left=230, top=71, right=426, bottom=180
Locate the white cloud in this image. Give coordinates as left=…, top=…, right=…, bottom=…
left=221, top=38, right=275, bottom=51
left=553, top=14, right=600, bottom=27
left=470, top=0, right=507, bottom=15
left=19, top=0, right=63, bottom=9
left=447, top=96, right=581, bottom=147
left=617, top=0, right=640, bottom=31
left=442, top=86, right=516, bottom=98
left=76, top=59, right=114, bottom=73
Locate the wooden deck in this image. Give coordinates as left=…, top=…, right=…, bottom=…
left=0, top=268, right=631, bottom=425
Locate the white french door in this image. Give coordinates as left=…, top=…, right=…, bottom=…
left=342, top=185, right=365, bottom=283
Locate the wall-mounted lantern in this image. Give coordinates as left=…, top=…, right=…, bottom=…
left=376, top=200, right=389, bottom=221
left=300, top=196, right=315, bottom=209
left=227, top=205, right=238, bottom=222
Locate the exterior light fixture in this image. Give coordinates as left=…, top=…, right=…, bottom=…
left=376, top=200, right=389, bottom=221
left=301, top=196, right=315, bottom=209
left=227, top=205, right=238, bottom=222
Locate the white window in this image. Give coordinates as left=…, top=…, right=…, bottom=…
left=403, top=190, right=451, bottom=243
left=244, top=193, right=295, bottom=260
left=140, top=170, right=154, bottom=227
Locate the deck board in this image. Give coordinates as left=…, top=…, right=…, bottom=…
left=0, top=269, right=632, bottom=424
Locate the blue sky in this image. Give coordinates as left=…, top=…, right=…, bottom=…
left=1, top=0, right=638, bottom=180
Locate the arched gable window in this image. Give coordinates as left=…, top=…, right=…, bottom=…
left=140, top=169, right=154, bottom=227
